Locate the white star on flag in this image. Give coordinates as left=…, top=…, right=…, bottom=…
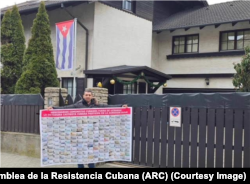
left=62, top=26, right=67, bottom=32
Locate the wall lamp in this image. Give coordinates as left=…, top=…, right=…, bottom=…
left=205, top=78, right=209, bottom=85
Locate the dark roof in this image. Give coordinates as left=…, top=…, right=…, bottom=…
left=201, top=1, right=209, bottom=7
left=154, top=1, right=250, bottom=31
left=0, top=0, right=85, bottom=16
left=84, top=65, right=172, bottom=80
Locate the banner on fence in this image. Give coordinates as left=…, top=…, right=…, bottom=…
left=39, top=107, right=132, bottom=166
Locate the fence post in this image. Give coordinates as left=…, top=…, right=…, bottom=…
left=44, top=87, right=67, bottom=109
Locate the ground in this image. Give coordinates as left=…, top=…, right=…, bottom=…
left=0, top=152, right=131, bottom=168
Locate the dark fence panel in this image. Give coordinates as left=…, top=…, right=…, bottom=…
left=244, top=110, right=250, bottom=167
left=140, top=107, right=147, bottom=166
left=175, top=116, right=182, bottom=167
left=1, top=105, right=43, bottom=134
left=126, top=106, right=249, bottom=168
left=234, top=110, right=244, bottom=168
left=190, top=108, right=198, bottom=168
left=1, top=94, right=44, bottom=134
left=215, top=109, right=224, bottom=168
left=167, top=108, right=174, bottom=168
left=160, top=107, right=168, bottom=168
left=225, top=109, right=234, bottom=168
left=198, top=108, right=206, bottom=167
left=153, top=108, right=161, bottom=167
left=2, top=93, right=249, bottom=167
left=207, top=109, right=215, bottom=168
left=133, top=107, right=141, bottom=164
left=1, top=105, right=4, bottom=132
left=183, top=107, right=191, bottom=168
left=147, top=108, right=154, bottom=167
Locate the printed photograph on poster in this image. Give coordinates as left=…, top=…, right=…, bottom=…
left=39, top=107, right=132, bottom=166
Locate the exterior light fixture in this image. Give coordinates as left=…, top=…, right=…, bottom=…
left=205, top=78, right=209, bottom=85
left=97, top=82, right=102, bottom=88
left=110, top=79, right=115, bottom=85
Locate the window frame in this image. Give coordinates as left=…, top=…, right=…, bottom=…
left=122, top=0, right=133, bottom=12
left=219, top=28, right=250, bottom=51
left=62, top=77, right=74, bottom=97
left=172, top=34, right=199, bottom=55
left=123, top=82, right=136, bottom=94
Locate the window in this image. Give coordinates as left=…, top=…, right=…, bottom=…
left=123, top=82, right=137, bottom=94
left=62, top=78, right=73, bottom=97
left=220, top=29, right=250, bottom=51
left=173, top=35, right=199, bottom=54
left=123, top=0, right=133, bottom=11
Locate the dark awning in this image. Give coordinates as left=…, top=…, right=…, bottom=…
left=84, top=65, right=172, bottom=82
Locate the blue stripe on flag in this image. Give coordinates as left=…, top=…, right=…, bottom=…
left=62, top=35, right=67, bottom=70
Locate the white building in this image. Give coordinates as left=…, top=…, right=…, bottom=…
left=153, top=1, right=250, bottom=93
left=1, top=0, right=249, bottom=96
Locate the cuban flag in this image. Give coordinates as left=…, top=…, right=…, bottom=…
left=56, top=19, right=76, bottom=70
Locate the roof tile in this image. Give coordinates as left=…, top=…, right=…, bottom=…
left=154, top=1, right=250, bottom=31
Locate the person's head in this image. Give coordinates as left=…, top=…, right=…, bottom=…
left=83, top=89, right=93, bottom=103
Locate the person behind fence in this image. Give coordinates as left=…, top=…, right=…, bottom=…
left=47, top=89, right=128, bottom=168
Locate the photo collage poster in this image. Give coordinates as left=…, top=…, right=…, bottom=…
left=40, top=107, right=132, bottom=166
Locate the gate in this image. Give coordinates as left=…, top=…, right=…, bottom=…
left=1, top=94, right=44, bottom=134
left=130, top=107, right=249, bottom=168
left=109, top=93, right=250, bottom=168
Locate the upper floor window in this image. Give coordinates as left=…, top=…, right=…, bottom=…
left=173, top=34, right=199, bottom=54
left=220, top=29, right=250, bottom=51
left=123, top=0, right=133, bottom=11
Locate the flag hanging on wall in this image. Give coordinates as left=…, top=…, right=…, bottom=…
left=56, top=19, right=76, bottom=70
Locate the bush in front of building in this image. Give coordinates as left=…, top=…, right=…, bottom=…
left=15, top=1, right=59, bottom=96
left=233, top=46, right=250, bottom=92
left=1, top=6, right=25, bottom=94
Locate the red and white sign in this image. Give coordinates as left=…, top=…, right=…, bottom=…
left=170, top=107, right=181, bottom=127
left=39, top=107, right=132, bottom=166
left=41, top=108, right=131, bottom=118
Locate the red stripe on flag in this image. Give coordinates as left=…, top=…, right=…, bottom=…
left=56, top=20, right=74, bottom=38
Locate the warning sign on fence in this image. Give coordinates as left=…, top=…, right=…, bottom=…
left=170, top=107, right=181, bottom=127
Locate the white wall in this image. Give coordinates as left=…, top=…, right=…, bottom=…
left=152, top=21, right=250, bottom=89
left=21, top=3, right=95, bottom=79
left=167, top=78, right=234, bottom=88
left=91, top=2, right=152, bottom=70
left=21, top=2, right=153, bottom=89
left=157, top=21, right=250, bottom=74
left=151, top=33, right=159, bottom=70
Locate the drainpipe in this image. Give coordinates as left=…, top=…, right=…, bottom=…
left=61, top=3, right=89, bottom=87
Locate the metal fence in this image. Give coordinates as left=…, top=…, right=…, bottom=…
left=131, top=107, right=249, bottom=168
left=1, top=93, right=249, bottom=167
left=1, top=94, right=44, bottom=134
